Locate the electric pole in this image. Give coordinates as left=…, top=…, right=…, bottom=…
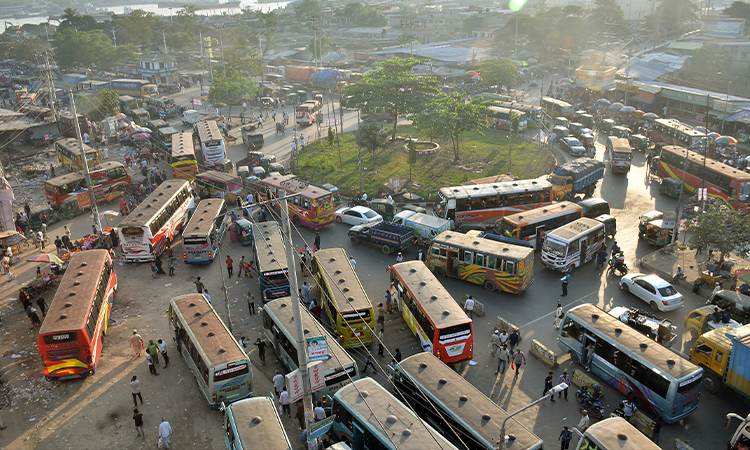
left=68, top=91, right=103, bottom=233
left=111, top=25, right=118, bottom=48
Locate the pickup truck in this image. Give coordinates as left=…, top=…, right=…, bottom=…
left=348, top=222, right=416, bottom=255
left=690, top=324, right=750, bottom=399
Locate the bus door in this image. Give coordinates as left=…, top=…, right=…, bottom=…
left=535, top=225, right=546, bottom=250
left=353, top=422, right=366, bottom=449
left=579, top=237, right=588, bottom=266
left=447, top=250, right=459, bottom=277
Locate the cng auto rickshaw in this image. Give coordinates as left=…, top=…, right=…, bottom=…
left=234, top=218, right=254, bottom=246
left=629, top=134, right=648, bottom=152
left=659, top=177, right=683, bottom=199
left=580, top=114, right=595, bottom=129
left=611, top=125, right=631, bottom=139
left=569, top=122, right=584, bottom=138
left=594, top=214, right=617, bottom=239
left=638, top=210, right=663, bottom=236
left=212, top=158, right=234, bottom=174
left=29, top=206, right=60, bottom=229
left=260, top=97, right=274, bottom=108
left=369, top=198, right=397, bottom=221
left=642, top=219, right=673, bottom=247
left=241, top=126, right=265, bottom=150
left=600, top=119, right=615, bottom=134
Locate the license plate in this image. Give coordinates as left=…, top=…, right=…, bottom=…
left=194, top=254, right=202, bottom=260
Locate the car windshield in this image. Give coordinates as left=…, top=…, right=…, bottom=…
left=658, top=285, right=677, bottom=296
left=568, top=139, right=582, bottom=146
left=542, top=239, right=566, bottom=257
left=364, top=210, right=378, bottom=219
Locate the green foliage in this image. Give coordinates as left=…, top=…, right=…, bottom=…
left=462, top=15, right=483, bottom=34
left=173, top=6, right=200, bottom=34
left=511, top=113, right=520, bottom=134
left=686, top=204, right=750, bottom=260
left=53, top=29, right=133, bottom=69
left=294, top=0, right=322, bottom=23
left=356, top=122, right=385, bottom=169
left=256, top=11, right=279, bottom=53
left=354, top=8, right=387, bottom=27
left=478, top=57, right=522, bottom=90
left=412, top=95, right=488, bottom=160
left=166, top=32, right=194, bottom=51
left=687, top=45, right=732, bottom=80
left=224, top=48, right=261, bottom=76
left=308, top=35, right=331, bottom=58
left=407, top=139, right=417, bottom=181
left=114, top=10, right=159, bottom=47
left=57, top=9, right=101, bottom=32
left=76, top=88, right=119, bottom=122
left=209, top=71, right=256, bottom=116
left=589, top=0, right=624, bottom=27
left=2, top=37, right=48, bottom=62
left=397, top=33, right=418, bottom=47
left=725, top=1, right=750, bottom=20
left=328, top=126, right=335, bottom=144
left=645, top=0, right=698, bottom=39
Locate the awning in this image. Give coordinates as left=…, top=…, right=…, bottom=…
left=708, top=109, right=728, bottom=119
left=635, top=91, right=656, bottom=104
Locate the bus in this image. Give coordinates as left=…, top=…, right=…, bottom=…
left=427, top=231, right=534, bottom=294
left=258, top=174, right=335, bottom=229
left=196, top=170, right=244, bottom=203
left=262, top=298, right=359, bottom=410
left=558, top=303, right=703, bottom=423
left=45, top=161, right=132, bottom=208
left=652, top=118, right=705, bottom=149
left=223, top=397, right=293, bottom=450
left=171, top=131, right=198, bottom=181
left=169, top=294, right=253, bottom=408
left=252, top=221, right=290, bottom=303
left=541, top=97, right=574, bottom=120
left=388, top=261, right=473, bottom=364
left=495, top=201, right=582, bottom=250
left=493, top=101, right=543, bottom=127
left=195, top=119, right=227, bottom=166
left=575, top=417, right=659, bottom=450
left=656, top=145, right=750, bottom=214
left=487, top=106, right=527, bottom=131
left=55, top=138, right=100, bottom=171
left=541, top=217, right=606, bottom=272
left=183, top=199, right=229, bottom=264
left=296, top=101, right=320, bottom=126
left=331, top=378, right=459, bottom=450
left=311, top=248, right=375, bottom=349
left=152, top=126, right=179, bottom=154
left=38, top=250, right=117, bottom=381
left=118, top=180, right=196, bottom=262
left=434, top=178, right=554, bottom=228
left=393, top=353, right=544, bottom=450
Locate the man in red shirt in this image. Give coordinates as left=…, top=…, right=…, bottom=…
left=226, top=256, right=234, bottom=277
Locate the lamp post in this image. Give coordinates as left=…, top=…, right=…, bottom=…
left=498, top=383, right=569, bottom=449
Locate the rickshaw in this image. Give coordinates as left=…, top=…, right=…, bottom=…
left=594, top=214, right=617, bottom=239
left=642, top=219, right=673, bottom=247
left=234, top=218, right=254, bottom=246
left=629, top=134, right=648, bottom=152
left=0, top=230, right=27, bottom=257
left=369, top=198, right=397, bottom=221
left=611, top=125, right=631, bottom=139
left=553, top=126, right=569, bottom=139
left=638, top=210, right=663, bottom=236
left=554, top=117, right=569, bottom=129
left=600, top=119, right=615, bottom=134
left=659, top=177, right=683, bottom=199
left=580, top=113, right=595, bottom=128
left=275, top=121, right=286, bottom=136
left=29, top=206, right=60, bottom=229
left=321, top=183, right=341, bottom=206
left=260, top=97, right=274, bottom=108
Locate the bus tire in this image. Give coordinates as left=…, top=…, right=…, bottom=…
left=349, top=236, right=359, bottom=245
left=484, top=280, right=496, bottom=292
left=381, top=244, right=393, bottom=255
left=292, top=215, right=301, bottom=227
left=569, top=351, right=580, bottom=364
left=703, top=373, right=721, bottom=394
left=434, top=267, right=446, bottom=278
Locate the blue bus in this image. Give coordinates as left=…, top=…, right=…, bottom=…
left=223, top=397, right=292, bottom=450
left=252, top=221, right=290, bottom=302
left=182, top=199, right=229, bottom=264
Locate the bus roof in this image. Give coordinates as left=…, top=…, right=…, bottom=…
left=172, top=294, right=246, bottom=367
left=398, top=353, right=543, bottom=449
left=335, top=378, right=458, bottom=450
left=195, top=119, right=222, bottom=142
left=171, top=131, right=194, bottom=156
left=314, top=248, right=372, bottom=313
left=501, top=201, right=580, bottom=226
left=184, top=199, right=224, bottom=236
left=568, top=304, right=701, bottom=379
left=493, top=101, right=541, bottom=111
left=39, top=250, right=110, bottom=335
left=227, top=397, right=292, bottom=449
left=584, top=417, right=660, bottom=449
left=196, top=170, right=241, bottom=184
left=432, top=231, right=534, bottom=261
left=262, top=175, right=333, bottom=200
left=45, top=161, right=125, bottom=187
left=654, top=118, right=704, bottom=137
left=253, top=221, right=287, bottom=272
left=55, top=137, right=95, bottom=155
left=661, top=146, right=750, bottom=181
left=390, top=261, right=470, bottom=329
left=488, top=106, right=527, bottom=117
left=542, top=97, right=572, bottom=107
left=439, top=178, right=552, bottom=200
left=119, top=180, right=190, bottom=228
left=546, top=217, right=603, bottom=241
left=264, top=298, right=355, bottom=372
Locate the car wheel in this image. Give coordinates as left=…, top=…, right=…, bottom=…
left=649, top=301, right=659, bottom=312
left=621, top=283, right=630, bottom=293
left=335, top=216, right=342, bottom=223
left=381, top=244, right=392, bottom=255
left=349, top=236, right=359, bottom=244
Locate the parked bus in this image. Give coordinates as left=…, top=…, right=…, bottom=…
left=257, top=174, right=335, bottom=229
left=38, top=250, right=117, bottom=381
left=182, top=199, right=228, bottom=264
left=427, top=231, right=534, bottom=294
left=652, top=118, right=705, bottom=149
left=388, top=261, right=473, bottom=364
left=657, top=145, right=750, bottom=214
left=575, top=417, right=659, bottom=450
left=434, top=178, right=553, bottom=228
left=169, top=294, right=252, bottom=407
left=223, top=397, right=293, bottom=450
left=45, top=161, right=131, bottom=208
left=296, top=101, right=320, bottom=126
left=262, top=298, right=359, bottom=410
left=495, top=201, right=582, bottom=250
left=195, top=119, right=226, bottom=166
left=558, top=303, right=703, bottom=423
left=196, top=170, right=244, bottom=203
left=487, top=106, right=527, bottom=131
left=493, top=101, right=543, bottom=127
left=331, top=378, right=459, bottom=450
left=118, top=180, right=195, bottom=262
left=311, top=248, right=375, bottom=349
left=541, top=97, right=574, bottom=120
left=55, top=138, right=100, bottom=171
left=252, top=221, right=290, bottom=303
left=393, top=353, right=544, bottom=450
left=541, top=217, right=606, bottom=272
left=171, top=131, right=198, bottom=181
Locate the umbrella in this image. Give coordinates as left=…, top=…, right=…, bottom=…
left=708, top=132, right=721, bottom=139
left=620, top=106, right=636, bottom=113
left=132, top=132, right=151, bottom=140
left=116, top=113, right=127, bottom=120
left=527, top=57, right=538, bottom=64
left=715, top=136, right=738, bottom=145
left=609, top=102, right=624, bottom=110
left=597, top=99, right=611, bottom=105
left=27, top=253, right=64, bottom=265
left=643, top=112, right=659, bottom=120
left=634, top=110, right=645, bottom=115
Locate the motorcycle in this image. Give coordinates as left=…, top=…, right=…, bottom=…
left=608, top=253, right=629, bottom=276
left=348, top=197, right=370, bottom=208
left=576, top=385, right=605, bottom=419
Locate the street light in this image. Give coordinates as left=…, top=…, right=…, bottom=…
left=498, top=383, right=568, bottom=449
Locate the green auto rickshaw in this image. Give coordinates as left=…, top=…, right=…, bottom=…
left=629, top=134, right=648, bottom=152
left=235, top=218, right=254, bottom=246
left=638, top=210, right=663, bottom=237
left=580, top=113, right=595, bottom=128
left=594, top=214, right=617, bottom=239
left=600, top=119, right=615, bottom=134
left=29, top=206, right=60, bottom=229
left=611, top=126, right=631, bottom=139
left=369, top=198, right=397, bottom=221
left=659, top=177, right=683, bottom=199
left=569, top=122, right=584, bottom=138
left=643, top=219, right=673, bottom=247
left=56, top=196, right=85, bottom=219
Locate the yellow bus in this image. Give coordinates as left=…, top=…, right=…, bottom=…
left=55, top=138, right=100, bottom=171
left=311, top=248, right=375, bottom=349
left=171, top=131, right=198, bottom=181
left=195, top=170, right=243, bottom=203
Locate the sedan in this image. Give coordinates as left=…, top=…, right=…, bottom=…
left=560, top=137, right=587, bottom=156
left=619, top=273, right=684, bottom=312
left=335, top=206, right=383, bottom=226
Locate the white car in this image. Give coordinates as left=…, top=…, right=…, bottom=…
left=335, top=206, right=383, bottom=226
left=619, top=273, right=684, bottom=312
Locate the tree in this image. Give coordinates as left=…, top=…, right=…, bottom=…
left=343, top=57, right=441, bottom=140
left=256, top=11, right=279, bottom=54
left=308, top=35, right=330, bottom=57
left=173, top=6, right=200, bottom=34
left=646, top=0, right=698, bottom=39
left=725, top=1, right=750, bottom=20
left=223, top=48, right=261, bottom=76
left=57, top=9, right=100, bottom=32
left=76, top=88, right=119, bottom=122
left=338, top=2, right=364, bottom=19
left=412, top=95, right=488, bottom=160
left=688, top=45, right=732, bottom=80
left=397, top=33, right=418, bottom=47
left=462, top=15, right=483, bottom=35
left=686, top=204, right=750, bottom=261
left=166, top=32, right=194, bottom=52
left=354, top=8, right=387, bottom=27
left=53, top=29, right=124, bottom=69
left=356, top=122, right=385, bottom=170
left=478, top=57, right=521, bottom=91
left=114, top=10, right=159, bottom=47
left=209, top=70, right=256, bottom=117
left=294, top=0, right=322, bottom=23
left=3, top=37, right=48, bottom=61
left=589, top=0, right=624, bottom=31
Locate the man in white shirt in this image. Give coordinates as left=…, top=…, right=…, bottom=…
left=273, top=370, right=285, bottom=396
left=464, top=295, right=475, bottom=319
left=313, top=402, right=326, bottom=421
left=158, top=418, right=172, bottom=448
left=83, top=132, right=90, bottom=144
left=279, top=388, right=291, bottom=417
left=349, top=256, right=356, bottom=271
left=577, top=410, right=590, bottom=431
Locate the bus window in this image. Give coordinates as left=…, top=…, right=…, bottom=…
left=561, top=317, right=583, bottom=341
left=505, top=260, right=516, bottom=275
left=476, top=253, right=484, bottom=266
left=463, top=251, right=473, bottom=264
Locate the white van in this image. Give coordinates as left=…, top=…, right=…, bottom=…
left=182, top=109, right=201, bottom=126
left=391, top=210, right=451, bottom=244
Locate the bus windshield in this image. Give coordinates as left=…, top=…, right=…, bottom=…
left=542, top=239, right=566, bottom=257
left=739, top=182, right=750, bottom=202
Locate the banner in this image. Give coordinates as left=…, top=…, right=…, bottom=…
left=310, top=361, right=325, bottom=393
left=307, top=336, right=328, bottom=361
left=286, top=370, right=304, bottom=403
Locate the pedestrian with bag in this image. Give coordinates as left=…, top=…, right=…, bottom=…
left=158, top=418, right=172, bottom=449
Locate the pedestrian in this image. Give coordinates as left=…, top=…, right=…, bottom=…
left=146, top=339, right=160, bottom=366
left=131, top=375, right=144, bottom=407
left=63, top=225, right=71, bottom=240
left=133, top=408, right=145, bottom=440
left=158, top=339, right=169, bottom=368
left=54, top=236, right=64, bottom=256
left=377, top=328, right=385, bottom=356
left=561, top=273, right=570, bottom=296
left=37, top=229, right=45, bottom=251
left=499, top=329, right=509, bottom=347
left=146, top=353, right=159, bottom=375
left=495, top=344, right=510, bottom=374
left=377, top=303, right=385, bottom=326
left=130, top=329, right=144, bottom=357
left=25, top=304, right=41, bottom=326
left=103, top=147, right=109, bottom=159
left=314, top=402, right=326, bottom=421
left=279, top=388, right=291, bottom=417
left=585, top=343, right=596, bottom=371
left=295, top=401, right=305, bottom=430
left=559, top=426, right=572, bottom=450
left=623, top=400, right=637, bottom=422
left=396, top=252, right=403, bottom=263
left=596, top=249, right=607, bottom=270
left=395, top=348, right=402, bottom=362
left=416, top=248, right=423, bottom=261
left=490, top=331, right=501, bottom=356
left=464, top=295, right=475, bottom=319
left=558, top=370, right=571, bottom=400
left=652, top=417, right=662, bottom=444
left=158, top=418, right=172, bottom=449
left=544, top=371, right=556, bottom=402
left=554, top=302, right=564, bottom=329
left=254, top=338, right=266, bottom=364
left=273, top=370, right=285, bottom=396
left=247, top=293, right=256, bottom=315
left=194, top=277, right=205, bottom=293
left=203, top=289, right=211, bottom=304
left=577, top=410, right=590, bottom=431
left=314, top=231, right=321, bottom=251
left=240, top=336, right=247, bottom=353
left=226, top=255, right=234, bottom=277
left=302, top=281, right=310, bottom=304
left=35, top=296, right=47, bottom=317
left=167, top=256, right=174, bottom=276
left=513, top=349, right=526, bottom=377
left=509, top=330, right=519, bottom=353
left=385, top=289, right=393, bottom=313
left=349, top=255, right=356, bottom=270
left=238, top=256, right=245, bottom=278
left=362, top=353, right=377, bottom=373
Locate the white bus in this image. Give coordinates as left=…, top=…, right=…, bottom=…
left=195, top=119, right=226, bottom=165
left=223, top=397, right=293, bottom=450
left=182, top=199, right=229, bottom=264
left=575, top=417, right=659, bottom=449
left=262, top=298, right=359, bottom=411
left=541, top=217, right=605, bottom=272
left=118, top=180, right=195, bottom=262
left=169, top=294, right=253, bottom=409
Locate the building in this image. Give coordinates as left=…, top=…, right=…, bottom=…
left=135, top=52, right=182, bottom=85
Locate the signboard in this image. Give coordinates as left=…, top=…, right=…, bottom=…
left=310, top=416, right=335, bottom=440
left=310, top=361, right=325, bottom=393
left=661, top=87, right=714, bottom=108
left=286, top=370, right=304, bottom=403
left=77, top=191, right=92, bottom=210
left=307, top=336, right=328, bottom=361
left=662, top=211, right=677, bottom=230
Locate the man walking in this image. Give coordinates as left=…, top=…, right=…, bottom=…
left=558, top=426, right=572, bottom=450
left=561, top=273, right=570, bottom=297
left=544, top=371, right=556, bottom=402
left=226, top=255, right=234, bottom=277
left=596, top=249, right=607, bottom=270
left=509, top=330, right=519, bottom=353
left=129, top=330, right=144, bottom=357
left=133, top=409, right=145, bottom=440
left=158, top=339, right=169, bottom=368
left=279, top=388, right=291, bottom=417
left=247, top=293, right=256, bottom=315
left=158, top=418, right=172, bottom=449
left=146, top=339, right=160, bottom=366
left=558, top=370, right=571, bottom=400
left=377, top=328, right=385, bottom=356
left=36, top=296, right=47, bottom=317
left=194, top=277, right=205, bottom=294
left=314, top=232, right=321, bottom=250
left=302, top=282, right=310, bottom=304
left=254, top=338, right=266, bottom=364
left=273, top=370, right=285, bottom=397
left=349, top=256, right=356, bottom=271
left=554, top=302, right=564, bottom=329
left=130, top=375, right=143, bottom=407
left=464, top=295, right=475, bottom=319
left=495, top=344, right=510, bottom=375
left=577, top=410, right=590, bottom=431
left=513, top=349, right=526, bottom=377
left=362, top=353, right=377, bottom=373
left=490, top=331, right=501, bottom=356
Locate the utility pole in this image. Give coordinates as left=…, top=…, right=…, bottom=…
left=162, top=30, right=168, bottom=55
left=44, top=53, right=59, bottom=131
left=68, top=91, right=102, bottom=234
left=357, top=110, right=363, bottom=192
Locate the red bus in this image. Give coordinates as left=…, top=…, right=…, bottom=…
left=44, top=161, right=132, bottom=208
left=38, top=250, right=117, bottom=381
left=257, top=174, right=335, bottom=229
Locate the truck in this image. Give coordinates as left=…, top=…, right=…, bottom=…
left=311, top=69, right=348, bottom=91
left=724, top=412, right=750, bottom=450
left=285, top=66, right=316, bottom=83
left=548, top=158, right=605, bottom=201
left=348, top=222, right=416, bottom=255
left=109, top=79, right=159, bottom=98
left=391, top=210, right=451, bottom=245
left=685, top=305, right=742, bottom=338
left=690, top=324, right=750, bottom=399
left=606, top=136, right=632, bottom=173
